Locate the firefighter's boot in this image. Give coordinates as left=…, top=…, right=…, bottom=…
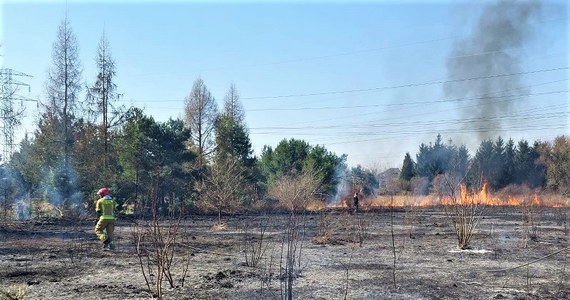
left=102, top=238, right=110, bottom=250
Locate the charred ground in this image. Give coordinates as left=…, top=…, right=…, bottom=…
left=1, top=206, right=569, bottom=300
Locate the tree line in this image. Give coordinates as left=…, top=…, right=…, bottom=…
left=399, top=134, right=570, bottom=196
left=3, top=18, right=567, bottom=219
left=4, top=18, right=371, bottom=218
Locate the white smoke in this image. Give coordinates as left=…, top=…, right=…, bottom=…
left=15, top=193, right=31, bottom=220
left=39, top=157, right=85, bottom=217
left=329, top=165, right=351, bottom=205
left=0, top=166, right=29, bottom=220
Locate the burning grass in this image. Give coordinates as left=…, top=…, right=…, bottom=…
left=327, top=185, right=569, bottom=209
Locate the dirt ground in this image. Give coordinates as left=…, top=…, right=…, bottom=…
left=1, top=206, right=569, bottom=300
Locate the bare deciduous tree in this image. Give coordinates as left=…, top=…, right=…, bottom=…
left=203, top=157, right=244, bottom=225
left=223, top=82, right=245, bottom=125
left=184, top=78, right=218, bottom=167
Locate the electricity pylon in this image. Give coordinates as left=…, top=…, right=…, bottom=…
left=0, top=68, right=34, bottom=164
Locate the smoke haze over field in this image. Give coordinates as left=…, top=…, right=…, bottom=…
left=444, top=0, right=542, bottom=142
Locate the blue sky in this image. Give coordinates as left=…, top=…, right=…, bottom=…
left=1, top=0, right=568, bottom=169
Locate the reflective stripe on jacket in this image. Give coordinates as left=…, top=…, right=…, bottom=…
left=96, top=197, right=117, bottom=220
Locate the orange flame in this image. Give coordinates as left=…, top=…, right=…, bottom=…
left=325, top=182, right=566, bottom=209
left=532, top=192, right=541, bottom=206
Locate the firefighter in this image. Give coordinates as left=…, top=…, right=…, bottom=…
left=353, top=191, right=360, bottom=213
left=95, top=187, right=117, bottom=250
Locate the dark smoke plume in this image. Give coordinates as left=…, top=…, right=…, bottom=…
left=444, top=0, right=541, bottom=140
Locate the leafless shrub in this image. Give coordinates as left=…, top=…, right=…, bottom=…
left=525, top=265, right=535, bottom=296
left=269, top=170, right=319, bottom=212
left=241, top=215, right=270, bottom=268
left=268, top=169, right=320, bottom=300
left=312, top=212, right=367, bottom=297
left=316, top=210, right=369, bottom=247
left=65, top=217, right=89, bottom=265
left=179, top=243, right=193, bottom=289
left=521, top=193, right=542, bottom=248
left=553, top=206, right=568, bottom=235
left=440, top=175, right=486, bottom=250
left=355, top=213, right=369, bottom=247
left=333, top=210, right=370, bottom=246
left=389, top=195, right=398, bottom=289
left=556, top=247, right=569, bottom=297
left=337, top=212, right=351, bottom=244
left=340, top=250, right=354, bottom=300
left=557, top=208, right=570, bottom=236
left=257, top=244, right=278, bottom=299
left=133, top=196, right=189, bottom=299
left=278, top=211, right=308, bottom=300
left=489, top=221, right=502, bottom=260
left=312, top=211, right=334, bottom=245
left=404, top=195, right=424, bottom=239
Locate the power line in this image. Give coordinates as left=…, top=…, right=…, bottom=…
left=254, top=82, right=568, bottom=130
left=245, top=89, right=568, bottom=112
left=250, top=108, right=568, bottom=131
left=321, top=125, right=570, bottom=147
left=241, top=66, right=568, bottom=100
left=275, top=74, right=569, bottom=129
left=130, top=73, right=567, bottom=111
left=247, top=97, right=569, bottom=147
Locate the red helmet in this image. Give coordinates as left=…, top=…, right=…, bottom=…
left=97, top=187, right=110, bottom=197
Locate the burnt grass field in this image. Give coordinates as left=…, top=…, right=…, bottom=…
left=1, top=206, right=569, bottom=300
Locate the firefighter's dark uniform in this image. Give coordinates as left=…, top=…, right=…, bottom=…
left=353, top=193, right=359, bottom=212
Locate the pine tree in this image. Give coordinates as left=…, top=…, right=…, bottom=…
left=399, top=152, right=415, bottom=182
left=502, top=138, right=516, bottom=187
left=490, top=137, right=505, bottom=189
left=470, top=139, right=494, bottom=186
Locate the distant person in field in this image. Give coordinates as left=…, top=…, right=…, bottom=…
left=95, top=187, right=117, bottom=250
left=353, top=191, right=359, bottom=213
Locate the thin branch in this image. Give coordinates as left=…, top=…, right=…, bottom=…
left=489, top=246, right=570, bottom=273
